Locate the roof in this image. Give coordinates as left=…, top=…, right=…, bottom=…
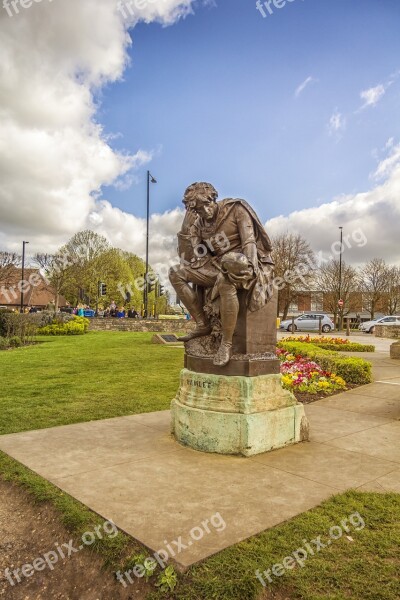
left=0, top=268, right=67, bottom=307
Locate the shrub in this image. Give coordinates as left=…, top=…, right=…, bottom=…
left=8, top=336, right=22, bottom=348
left=316, top=343, right=375, bottom=352
left=28, top=311, right=77, bottom=328
left=278, top=340, right=372, bottom=385
left=0, top=336, right=8, bottom=350
left=38, top=316, right=90, bottom=336
left=0, top=311, right=37, bottom=344
left=288, top=336, right=375, bottom=352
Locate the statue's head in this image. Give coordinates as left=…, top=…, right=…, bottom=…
left=183, top=182, right=218, bottom=221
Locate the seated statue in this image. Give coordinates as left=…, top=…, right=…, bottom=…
left=169, top=182, right=274, bottom=367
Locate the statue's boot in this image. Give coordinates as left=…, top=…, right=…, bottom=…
left=212, top=277, right=238, bottom=366
left=179, top=321, right=212, bottom=342
left=213, top=340, right=232, bottom=366
left=173, top=284, right=212, bottom=341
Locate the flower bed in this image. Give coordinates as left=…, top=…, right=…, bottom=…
left=37, top=316, right=90, bottom=336
left=277, top=348, right=347, bottom=395
left=287, top=335, right=375, bottom=352
left=278, top=340, right=372, bottom=385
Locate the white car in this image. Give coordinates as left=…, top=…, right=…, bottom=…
left=359, top=315, right=400, bottom=334
left=280, top=313, right=335, bottom=333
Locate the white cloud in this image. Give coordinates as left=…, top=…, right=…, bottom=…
left=0, top=0, right=198, bottom=259
left=265, top=142, right=400, bottom=265
left=294, top=76, right=316, bottom=98
left=360, top=84, right=385, bottom=108
left=328, top=110, right=346, bottom=137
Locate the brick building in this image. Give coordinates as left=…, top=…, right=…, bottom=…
left=0, top=268, right=67, bottom=311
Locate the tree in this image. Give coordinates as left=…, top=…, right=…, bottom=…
left=93, top=248, right=133, bottom=310
left=0, top=251, right=20, bottom=287
left=33, top=251, right=72, bottom=312
left=359, top=258, right=388, bottom=320
left=271, top=233, right=315, bottom=320
left=316, top=259, right=358, bottom=326
left=62, top=231, right=111, bottom=305
left=386, top=265, right=400, bottom=315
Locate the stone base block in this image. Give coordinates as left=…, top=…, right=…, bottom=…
left=390, top=342, right=400, bottom=360
left=171, top=369, right=309, bottom=457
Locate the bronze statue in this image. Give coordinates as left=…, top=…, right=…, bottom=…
left=169, top=182, right=274, bottom=367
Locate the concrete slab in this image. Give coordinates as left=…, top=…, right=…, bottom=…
left=49, top=447, right=335, bottom=566
left=373, top=469, right=400, bottom=493
left=0, top=417, right=179, bottom=479
left=250, top=442, right=398, bottom=491
left=356, top=470, right=400, bottom=493
left=304, top=404, right=391, bottom=443
left=325, top=422, right=400, bottom=463
left=346, top=382, right=400, bottom=399
left=314, top=393, right=400, bottom=420
left=0, top=414, right=336, bottom=567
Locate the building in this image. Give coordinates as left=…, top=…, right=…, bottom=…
left=0, top=268, right=67, bottom=311
left=280, top=291, right=388, bottom=322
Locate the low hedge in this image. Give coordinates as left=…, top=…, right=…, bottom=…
left=38, top=316, right=90, bottom=336
left=313, top=342, right=375, bottom=352
left=287, top=336, right=374, bottom=352
left=278, top=340, right=373, bottom=385
left=0, top=335, right=23, bottom=349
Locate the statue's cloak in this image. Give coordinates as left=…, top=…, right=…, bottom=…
left=219, top=198, right=274, bottom=267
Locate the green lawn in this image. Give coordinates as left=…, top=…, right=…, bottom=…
left=0, top=331, right=184, bottom=435
left=1, top=332, right=399, bottom=600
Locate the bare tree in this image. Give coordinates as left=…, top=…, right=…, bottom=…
left=272, top=233, right=315, bottom=320
left=386, top=265, right=400, bottom=315
left=34, top=251, right=71, bottom=312
left=0, top=251, right=20, bottom=287
left=359, top=258, right=388, bottom=320
left=316, top=259, right=358, bottom=325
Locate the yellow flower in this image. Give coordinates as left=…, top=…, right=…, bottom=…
left=318, top=380, right=330, bottom=388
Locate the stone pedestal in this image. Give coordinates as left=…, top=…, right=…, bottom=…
left=171, top=369, right=309, bottom=457
left=390, top=342, right=400, bottom=360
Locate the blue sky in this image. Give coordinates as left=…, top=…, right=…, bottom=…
left=100, top=0, right=400, bottom=221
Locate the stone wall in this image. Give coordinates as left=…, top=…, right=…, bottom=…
left=375, top=325, right=400, bottom=339
left=89, top=317, right=195, bottom=333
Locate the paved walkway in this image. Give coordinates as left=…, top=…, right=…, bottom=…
left=0, top=336, right=398, bottom=567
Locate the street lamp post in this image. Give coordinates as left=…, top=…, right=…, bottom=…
left=338, top=226, right=343, bottom=331
left=20, top=240, right=29, bottom=313
left=144, top=170, right=157, bottom=318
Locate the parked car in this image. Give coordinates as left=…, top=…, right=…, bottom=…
left=279, top=313, right=335, bottom=333
left=359, top=315, right=400, bottom=334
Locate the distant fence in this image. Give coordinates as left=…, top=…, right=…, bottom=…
left=88, top=318, right=195, bottom=333
left=375, top=325, right=400, bottom=339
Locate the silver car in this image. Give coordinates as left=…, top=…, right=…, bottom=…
left=359, top=315, right=400, bottom=334
left=280, top=313, right=335, bottom=333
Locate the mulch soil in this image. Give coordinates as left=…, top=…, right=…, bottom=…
left=0, top=480, right=150, bottom=600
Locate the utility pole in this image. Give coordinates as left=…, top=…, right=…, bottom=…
left=20, top=240, right=29, bottom=313
left=338, top=226, right=343, bottom=331
left=144, top=170, right=157, bottom=317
